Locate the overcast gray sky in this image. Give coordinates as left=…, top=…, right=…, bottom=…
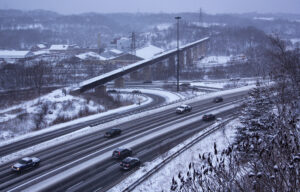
left=1, top=0, right=300, bottom=14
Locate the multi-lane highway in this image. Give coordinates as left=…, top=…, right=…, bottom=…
left=0, top=89, right=249, bottom=192
left=0, top=92, right=165, bottom=157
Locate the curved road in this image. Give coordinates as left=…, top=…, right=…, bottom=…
left=0, top=92, right=165, bottom=157
left=0, top=90, right=248, bottom=191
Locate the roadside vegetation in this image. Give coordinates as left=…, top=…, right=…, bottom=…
left=0, top=89, right=141, bottom=141
left=169, top=37, right=300, bottom=192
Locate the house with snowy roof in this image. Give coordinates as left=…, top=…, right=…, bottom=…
left=99, top=48, right=123, bottom=60
left=31, top=43, right=48, bottom=51
left=111, top=44, right=164, bottom=65
left=109, top=48, right=123, bottom=55
left=49, top=44, right=70, bottom=52
left=0, top=50, right=34, bottom=62
left=111, top=53, right=143, bottom=64
left=48, top=44, right=82, bottom=58
left=135, top=44, right=164, bottom=60
left=75, top=52, right=107, bottom=61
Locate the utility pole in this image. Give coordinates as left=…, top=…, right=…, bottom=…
left=131, top=32, right=136, bottom=56
left=131, top=32, right=136, bottom=63
left=97, top=33, right=101, bottom=54
left=199, top=8, right=202, bottom=25
left=175, top=16, right=181, bottom=92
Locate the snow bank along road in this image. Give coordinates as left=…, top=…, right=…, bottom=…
left=0, top=93, right=165, bottom=157
left=0, top=87, right=253, bottom=192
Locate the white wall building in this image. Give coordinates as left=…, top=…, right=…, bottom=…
left=117, top=37, right=131, bottom=51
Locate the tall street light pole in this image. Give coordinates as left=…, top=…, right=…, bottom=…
left=175, top=16, right=181, bottom=92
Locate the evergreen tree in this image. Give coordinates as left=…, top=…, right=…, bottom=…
left=234, top=81, right=274, bottom=159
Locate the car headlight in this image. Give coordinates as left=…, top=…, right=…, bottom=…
left=17, top=167, right=20, bottom=171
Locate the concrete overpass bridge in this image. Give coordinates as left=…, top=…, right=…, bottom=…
left=73, top=37, right=209, bottom=93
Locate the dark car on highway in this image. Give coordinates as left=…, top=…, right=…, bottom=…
left=132, top=90, right=142, bottom=94
left=112, top=148, right=132, bottom=159
left=104, top=128, right=122, bottom=138
left=176, top=104, right=192, bottom=114
left=180, top=83, right=191, bottom=87
left=202, top=114, right=216, bottom=121
left=11, top=157, right=40, bottom=172
left=120, top=157, right=140, bottom=170
left=213, top=97, right=223, bottom=103
left=107, top=89, right=117, bottom=93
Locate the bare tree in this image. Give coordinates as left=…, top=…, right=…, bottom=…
left=32, top=60, right=46, bottom=96
left=170, top=36, right=300, bottom=192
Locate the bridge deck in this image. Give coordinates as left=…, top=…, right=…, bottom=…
left=75, top=37, right=209, bottom=92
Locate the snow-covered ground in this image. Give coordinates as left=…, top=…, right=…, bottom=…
left=290, top=38, right=300, bottom=45
left=0, top=87, right=186, bottom=148
left=253, top=17, right=275, bottom=21
left=117, top=88, right=185, bottom=101
left=153, top=23, right=172, bottom=30
left=191, top=81, right=226, bottom=89
left=0, top=88, right=145, bottom=141
left=109, top=118, right=241, bottom=192
left=0, top=85, right=255, bottom=166
left=192, top=22, right=226, bottom=28
left=197, top=56, right=231, bottom=68
left=191, top=78, right=258, bottom=89
left=21, top=104, right=241, bottom=192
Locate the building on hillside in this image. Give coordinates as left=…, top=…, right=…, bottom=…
left=109, top=37, right=120, bottom=49
left=109, top=48, right=123, bottom=55
left=0, top=50, right=34, bottom=63
left=135, top=44, right=164, bottom=60
left=110, top=44, right=164, bottom=65
left=117, top=37, right=131, bottom=51
left=49, top=44, right=80, bottom=52
left=100, top=48, right=123, bottom=60
left=111, top=53, right=143, bottom=65
left=229, top=54, right=248, bottom=63
left=49, top=44, right=70, bottom=52
left=75, top=52, right=108, bottom=61
left=31, top=43, right=48, bottom=51
left=48, top=44, right=83, bottom=59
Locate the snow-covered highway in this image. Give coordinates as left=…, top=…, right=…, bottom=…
left=0, top=92, right=165, bottom=159
left=0, top=86, right=254, bottom=191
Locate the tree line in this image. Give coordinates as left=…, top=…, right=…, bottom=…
left=169, top=36, right=300, bottom=192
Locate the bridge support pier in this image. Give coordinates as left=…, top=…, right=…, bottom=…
left=143, top=66, right=152, bottom=82
left=168, top=56, right=176, bottom=77
left=130, top=71, right=139, bottom=81
left=193, top=47, right=198, bottom=61
left=179, top=51, right=185, bottom=68
left=95, top=85, right=107, bottom=96
left=114, top=77, right=124, bottom=88
left=186, top=48, right=192, bottom=67
left=200, top=42, right=207, bottom=57
left=196, top=45, right=200, bottom=59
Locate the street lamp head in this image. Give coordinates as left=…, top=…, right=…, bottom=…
left=175, top=16, right=181, bottom=20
